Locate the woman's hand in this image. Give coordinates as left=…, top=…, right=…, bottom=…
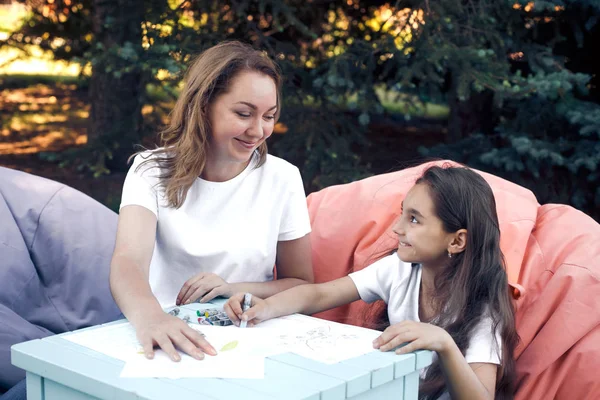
left=134, top=311, right=217, bottom=361
left=373, top=321, right=453, bottom=355
left=177, top=272, right=231, bottom=305
left=223, top=293, right=272, bottom=327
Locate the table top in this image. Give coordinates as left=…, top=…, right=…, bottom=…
left=12, top=299, right=432, bottom=400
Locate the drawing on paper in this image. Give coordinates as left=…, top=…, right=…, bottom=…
left=220, top=340, right=239, bottom=352
left=276, top=325, right=359, bottom=352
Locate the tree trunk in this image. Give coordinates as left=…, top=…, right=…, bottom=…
left=89, top=0, right=145, bottom=172
left=447, top=69, right=496, bottom=143
left=447, top=69, right=464, bottom=143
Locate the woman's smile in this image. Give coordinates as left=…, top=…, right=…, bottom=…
left=235, top=138, right=258, bottom=150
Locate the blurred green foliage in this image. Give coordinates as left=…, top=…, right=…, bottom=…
left=4, top=0, right=600, bottom=218
left=418, top=0, right=600, bottom=213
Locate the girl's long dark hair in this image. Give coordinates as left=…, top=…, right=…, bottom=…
left=365, top=166, right=518, bottom=399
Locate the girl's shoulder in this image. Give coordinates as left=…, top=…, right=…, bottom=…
left=367, top=253, right=417, bottom=278
left=377, top=252, right=416, bottom=268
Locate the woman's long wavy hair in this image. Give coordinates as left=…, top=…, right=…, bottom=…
left=135, top=41, right=282, bottom=208
left=364, top=166, right=518, bottom=400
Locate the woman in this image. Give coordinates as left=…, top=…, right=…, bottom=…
left=109, top=41, right=313, bottom=362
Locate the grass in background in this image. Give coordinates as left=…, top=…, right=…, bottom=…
left=0, top=73, right=83, bottom=88
left=375, top=86, right=449, bottom=120
left=379, top=96, right=450, bottom=120
left=0, top=82, right=88, bottom=156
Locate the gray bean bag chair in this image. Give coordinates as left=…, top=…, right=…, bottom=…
left=0, top=167, right=121, bottom=393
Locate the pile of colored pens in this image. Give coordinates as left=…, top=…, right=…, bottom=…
left=196, top=309, right=233, bottom=326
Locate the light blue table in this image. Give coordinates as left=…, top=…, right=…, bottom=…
left=11, top=299, right=432, bottom=400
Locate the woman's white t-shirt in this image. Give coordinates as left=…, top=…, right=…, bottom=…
left=348, top=253, right=502, bottom=368
left=120, top=150, right=311, bottom=307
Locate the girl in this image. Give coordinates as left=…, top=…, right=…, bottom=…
left=225, top=166, right=518, bottom=400
left=110, top=41, right=313, bottom=362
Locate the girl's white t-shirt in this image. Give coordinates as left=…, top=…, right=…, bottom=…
left=348, top=253, right=502, bottom=367
left=120, top=150, right=311, bottom=307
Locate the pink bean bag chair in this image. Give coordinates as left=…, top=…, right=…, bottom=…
left=306, top=160, right=600, bottom=399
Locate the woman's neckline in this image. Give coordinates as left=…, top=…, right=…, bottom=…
left=197, top=151, right=259, bottom=186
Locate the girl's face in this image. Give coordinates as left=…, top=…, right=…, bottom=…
left=392, top=183, right=456, bottom=269
left=207, top=70, right=277, bottom=167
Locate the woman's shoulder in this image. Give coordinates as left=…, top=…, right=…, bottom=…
left=263, top=154, right=300, bottom=174
left=127, top=148, right=168, bottom=179
left=254, top=154, right=303, bottom=186
left=130, top=147, right=166, bottom=162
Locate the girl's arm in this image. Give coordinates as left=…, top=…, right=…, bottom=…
left=374, top=322, right=496, bottom=400
left=110, top=205, right=216, bottom=361
left=225, top=276, right=361, bottom=326
left=439, top=344, right=497, bottom=400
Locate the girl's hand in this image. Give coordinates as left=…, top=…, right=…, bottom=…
left=177, top=272, right=231, bottom=305
left=223, top=293, right=271, bottom=327
left=134, top=311, right=217, bottom=361
left=373, top=321, right=453, bottom=355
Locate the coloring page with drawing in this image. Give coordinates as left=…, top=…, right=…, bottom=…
left=254, top=314, right=382, bottom=364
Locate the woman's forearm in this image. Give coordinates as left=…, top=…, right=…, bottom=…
left=109, top=255, right=163, bottom=326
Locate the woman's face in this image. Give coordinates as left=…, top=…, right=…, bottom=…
left=207, top=70, right=277, bottom=167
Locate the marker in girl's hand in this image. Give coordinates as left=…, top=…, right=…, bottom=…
left=239, top=293, right=252, bottom=328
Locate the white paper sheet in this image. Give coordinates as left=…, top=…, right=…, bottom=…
left=258, top=314, right=382, bottom=364
left=63, top=312, right=383, bottom=379
left=120, top=324, right=276, bottom=378
left=64, top=322, right=271, bottom=378
left=64, top=321, right=143, bottom=362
